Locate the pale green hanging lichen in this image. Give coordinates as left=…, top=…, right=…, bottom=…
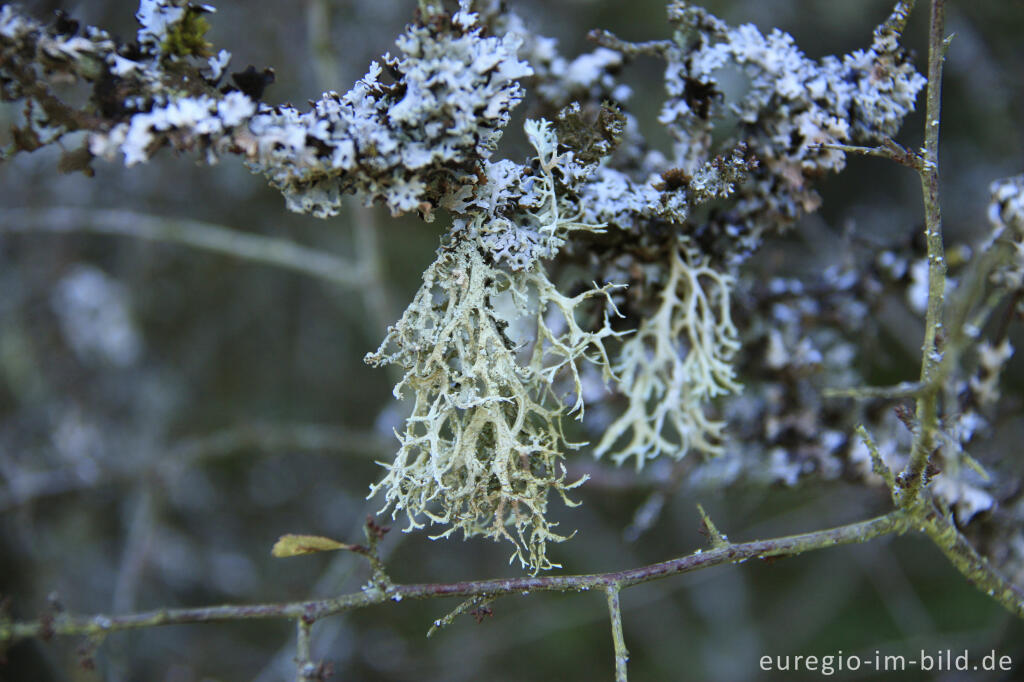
left=595, top=240, right=740, bottom=468
left=365, top=120, right=622, bottom=571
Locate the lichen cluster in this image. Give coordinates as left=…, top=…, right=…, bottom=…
left=988, top=175, right=1024, bottom=290
left=365, top=120, right=622, bottom=569
left=594, top=241, right=740, bottom=468
left=1, top=0, right=947, bottom=571
left=657, top=1, right=927, bottom=257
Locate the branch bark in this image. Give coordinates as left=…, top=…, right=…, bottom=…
left=0, top=208, right=365, bottom=289
left=1, top=511, right=908, bottom=644
left=901, top=0, right=947, bottom=505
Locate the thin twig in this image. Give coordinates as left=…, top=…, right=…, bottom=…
left=856, top=426, right=898, bottom=504
left=825, top=0, right=1024, bottom=624
left=167, top=423, right=387, bottom=470
left=823, top=381, right=925, bottom=400
left=623, top=458, right=693, bottom=542
left=587, top=29, right=673, bottom=57
left=919, top=510, right=1024, bottom=617
left=296, top=618, right=315, bottom=681
left=112, top=488, right=158, bottom=614
left=813, top=140, right=924, bottom=171
left=605, top=585, right=629, bottom=682
left=696, top=503, right=729, bottom=549
left=900, top=0, right=947, bottom=506
left=0, top=423, right=386, bottom=513
left=307, top=0, right=339, bottom=93
left=0, top=208, right=365, bottom=289
left=0, top=511, right=910, bottom=644
left=426, top=595, right=495, bottom=638
left=351, top=203, right=398, bottom=342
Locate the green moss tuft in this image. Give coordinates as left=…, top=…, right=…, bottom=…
left=161, top=8, right=212, bottom=58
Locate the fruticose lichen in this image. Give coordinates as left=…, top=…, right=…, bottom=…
left=365, top=120, right=623, bottom=570
left=594, top=241, right=740, bottom=468
left=0, top=0, right=936, bottom=570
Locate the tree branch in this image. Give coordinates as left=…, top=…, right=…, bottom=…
left=823, top=381, right=925, bottom=400
left=0, top=207, right=365, bottom=289
left=296, top=618, right=316, bottom=681
left=605, top=585, right=629, bottom=682
left=900, top=0, right=947, bottom=506
left=0, top=423, right=386, bottom=513
left=860, top=0, right=1024, bottom=622
left=920, top=510, right=1024, bottom=618
left=1, top=511, right=908, bottom=644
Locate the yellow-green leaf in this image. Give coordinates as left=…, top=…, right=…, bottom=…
left=271, top=534, right=351, bottom=557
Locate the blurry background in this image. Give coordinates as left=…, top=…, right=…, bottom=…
left=1, top=0, right=1023, bottom=680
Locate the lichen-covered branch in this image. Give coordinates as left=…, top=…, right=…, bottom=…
left=1, top=1, right=532, bottom=218
left=5, top=1, right=1021, bottom=678
left=826, top=0, right=1024, bottom=624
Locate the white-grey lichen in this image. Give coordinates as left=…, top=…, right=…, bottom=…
left=657, top=1, right=926, bottom=256
left=986, top=174, right=1024, bottom=291
left=91, top=91, right=256, bottom=166
left=595, top=241, right=740, bottom=468
left=365, top=120, right=622, bottom=571
left=240, top=1, right=532, bottom=218
left=77, top=0, right=534, bottom=218
left=50, top=265, right=142, bottom=368
left=1, top=0, right=938, bottom=571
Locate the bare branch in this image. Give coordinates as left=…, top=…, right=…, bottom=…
left=0, top=511, right=908, bottom=644
left=0, top=423, right=386, bottom=512
left=0, top=207, right=365, bottom=288
left=900, top=0, right=948, bottom=507
left=605, top=585, right=629, bottom=682
left=811, top=139, right=926, bottom=171
left=824, top=381, right=925, bottom=400
left=587, top=29, right=673, bottom=57
left=296, top=618, right=316, bottom=681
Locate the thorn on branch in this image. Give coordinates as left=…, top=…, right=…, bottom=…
left=76, top=634, right=104, bottom=671
left=696, top=503, right=729, bottom=549
left=426, top=595, right=496, bottom=638
left=894, top=403, right=916, bottom=432
left=942, top=33, right=955, bottom=57
left=856, top=425, right=898, bottom=504
left=470, top=605, right=494, bottom=624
